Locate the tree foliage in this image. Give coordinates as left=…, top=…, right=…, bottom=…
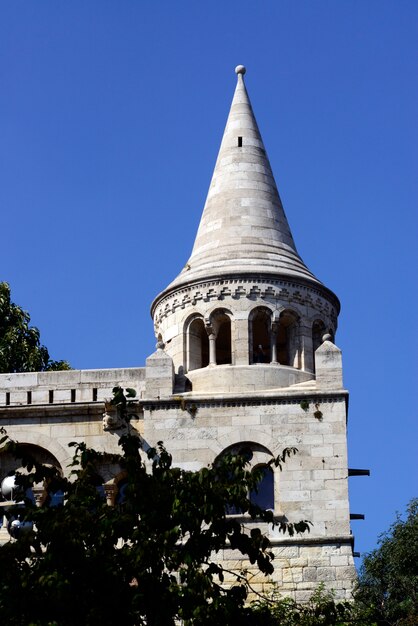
left=252, top=585, right=363, bottom=626
left=1, top=387, right=413, bottom=625
left=355, top=498, right=418, bottom=625
left=0, top=281, right=70, bottom=373
left=0, top=388, right=311, bottom=626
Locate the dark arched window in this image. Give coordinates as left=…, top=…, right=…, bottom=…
left=215, top=313, right=232, bottom=365
left=188, top=318, right=209, bottom=371
left=276, top=311, right=300, bottom=368
left=215, top=443, right=275, bottom=514
left=250, top=308, right=272, bottom=364
left=250, top=465, right=274, bottom=510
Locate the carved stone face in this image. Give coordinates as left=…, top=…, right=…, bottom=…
left=102, top=411, right=122, bottom=431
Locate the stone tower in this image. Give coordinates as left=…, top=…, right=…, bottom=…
left=152, top=65, right=338, bottom=386
left=147, top=66, right=357, bottom=599
left=0, top=66, right=357, bottom=600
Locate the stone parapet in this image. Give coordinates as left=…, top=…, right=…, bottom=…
left=187, top=363, right=313, bottom=393
left=0, top=368, right=146, bottom=407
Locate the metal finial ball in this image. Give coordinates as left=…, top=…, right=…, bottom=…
left=235, top=65, right=246, bottom=75
left=8, top=517, right=33, bottom=539
left=1, top=475, right=22, bottom=500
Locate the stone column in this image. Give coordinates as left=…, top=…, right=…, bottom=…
left=233, top=314, right=250, bottom=365
left=270, top=322, right=278, bottom=364
left=206, top=325, right=217, bottom=365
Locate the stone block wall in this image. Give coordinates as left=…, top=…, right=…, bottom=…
left=143, top=392, right=351, bottom=538
left=220, top=540, right=356, bottom=602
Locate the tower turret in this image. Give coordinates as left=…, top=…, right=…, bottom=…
left=151, top=67, right=340, bottom=393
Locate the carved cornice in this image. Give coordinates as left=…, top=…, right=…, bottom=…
left=268, top=535, right=354, bottom=548
left=152, top=275, right=339, bottom=326
left=141, top=391, right=348, bottom=412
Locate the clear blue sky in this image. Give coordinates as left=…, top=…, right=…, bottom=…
left=1, top=1, right=417, bottom=563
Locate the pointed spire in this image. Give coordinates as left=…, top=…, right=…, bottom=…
left=167, top=66, right=320, bottom=291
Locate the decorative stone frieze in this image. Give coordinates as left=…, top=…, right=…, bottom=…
left=153, top=277, right=339, bottom=325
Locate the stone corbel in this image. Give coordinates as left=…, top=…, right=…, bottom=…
left=102, top=400, right=124, bottom=431
left=204, top=316, right=214, bottom=335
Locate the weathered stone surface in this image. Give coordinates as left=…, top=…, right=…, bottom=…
left=0, top=67, right=357, bottom=603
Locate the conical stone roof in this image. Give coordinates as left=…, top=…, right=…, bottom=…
left=160, top=66, right=323, bottom=297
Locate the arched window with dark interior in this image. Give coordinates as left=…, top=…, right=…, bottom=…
left=276, top=310, right=300, bottom=368
left=214, top=312, right=232, bottom=365
left=187, top=317, right=209, bottom=371
left=215, top=442, right=275, bottom=514
left=0, top=444, right=64, bottom=530
left=0, top=444, right=62, bottom=511
left=250, top=307, right=272, bottom=364
left=250, top=465, right=274, bottom=510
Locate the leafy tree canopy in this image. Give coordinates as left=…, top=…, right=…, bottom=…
left=356, top=498, right=418, bottom=626
left=252, top=585, right=363, bottom=626
left=1, top=387, right=411, bottom=625
left=0, top=388, right=311, bottom=626
left=0, top=281, right=70, bottom=372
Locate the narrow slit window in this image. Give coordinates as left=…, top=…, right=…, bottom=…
left=238, top=136, right=243, bottom=147
left=49, top=390, right=54, bottom=404
left=5, top=392, right=10, bottom=406
left=71, top=389, right=76, bottom=403
left=92, top=388, right=98, bottom=402
left=27, top=391, right=32, bottom=405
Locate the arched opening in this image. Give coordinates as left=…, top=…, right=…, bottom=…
left=276, top=311, right=300, bottom=368
left=250, top=465, right=274, bottom=510
left=250, top=308, right=272, bottom=364
left=0, top=444, right=62, bottom=478
left=215, top=442, right=275, bottom=514
left=214, top=313, right=232, bottom=365
left=0, top=444, right=63, bottom=527
left=188, top=317, right=209, bottom=371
